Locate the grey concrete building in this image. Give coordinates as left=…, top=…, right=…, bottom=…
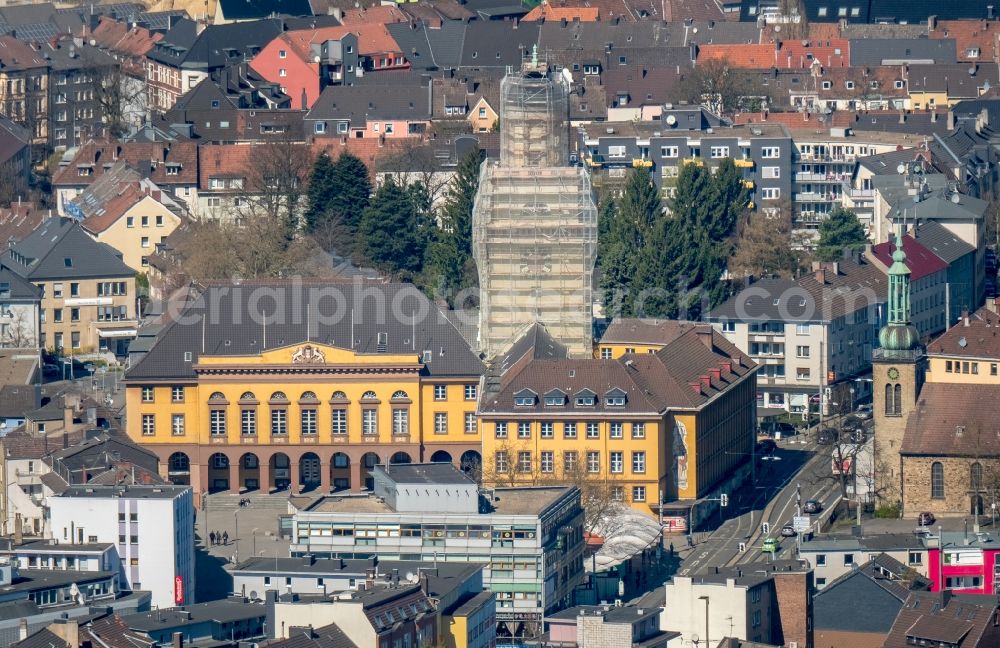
left=288, top=463, right=585, bottom=630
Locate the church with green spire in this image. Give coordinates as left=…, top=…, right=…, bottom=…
left=872, top=230, right=926, bottom=509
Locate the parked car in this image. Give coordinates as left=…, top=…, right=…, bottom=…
left=918, top=512, right=936, bottom=527
left=854, top=404, right=873, bottom=420
left=756, top=439, right=777, bottom=455
left=761, top=421, right=797, bottom=437
left=762, top=537, right=779, bottom=553
left=817, top=429, right=837, bottom=445
left=780, top=524, right=797, bottom=537
left=803, top=500, right=822, bottom=514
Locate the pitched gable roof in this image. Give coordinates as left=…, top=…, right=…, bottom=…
left=3, top=217, right=135, bottom=279
left=870, top=235, right=948, bottom=281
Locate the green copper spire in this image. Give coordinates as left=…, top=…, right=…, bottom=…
left=879, top=229, right=920, bottom=351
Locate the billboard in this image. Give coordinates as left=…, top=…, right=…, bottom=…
left=174, top=576, right=184, bottom=605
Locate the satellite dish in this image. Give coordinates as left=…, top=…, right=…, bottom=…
left=897, top=163, right=907, bottom=175
left=666, top=114, right=677, bottom=125
left=692, top=27, right=698, bottom=33
left=951, top=193, right=961, bottom=203
left=959, top=337, right=968, bottom=348
left=774, top=25, right=781, bottom=32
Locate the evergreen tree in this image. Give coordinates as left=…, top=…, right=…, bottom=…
left=329, top=152, right=373, bottom=231
left=816, top=206, right=867, bottom=261
left=598, top=168, right=661, bottom=315
left=357, top=177, right=429, bottom=279
left=422, top=149, right=483, bottom=302
left=304, top=151, right=336, bottom=231
left=630, top=160, right=747, bottom=317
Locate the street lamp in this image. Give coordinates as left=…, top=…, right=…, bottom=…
left=698, top=596, right=710, bottom=648
left=234, top=509, right=240, bottom=564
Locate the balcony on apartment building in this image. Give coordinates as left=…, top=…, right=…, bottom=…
left=795, top=171, right=853, bottom=183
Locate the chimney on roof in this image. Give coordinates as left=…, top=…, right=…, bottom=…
left=931, top=111, right=938, bottom=123
left=963, top=308, right=970, bottom=326
left=989, top=298, right=1000, bottom=315
left=947, top=110, right=956, bottom=131
left=17, top=619, right=27, bottom=641
left=695, top=327, right=714, bottom=350
left=815, top=267, right=827, bottom=284
left=928, top=15, right=937, bottom=31
left=172, top=632, right=184, bottom=648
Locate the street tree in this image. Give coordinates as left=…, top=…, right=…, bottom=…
left=730, top=200, right=806, bottom=279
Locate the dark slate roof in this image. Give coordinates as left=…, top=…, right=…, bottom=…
left=306, top=83, right=431, bottom=126
left=386, top=20, right=467, bottom=71
left=708, top=259, right=885, bottom=323
left=269, top=624, right=357, bottom=648
left=0, top=385, right=39, bottom=418
left=373, top=462, right=476, bottom=486
left=2, top=218, right=135, bottom=280
left=912, top=220, right=976, bottom=264
left=11, top=628, right=71, bottom=648
left=0, top=114, right=29, bottom=166
left=814, top=566, right=914, bottom=633
left=0, top=264, right=41, bottom=301
left=123, top=600, right=265, bottom=631
left=867, top=0, right=996, bottom=23
left=148, top=18, right=283, bottom=70
left=126, top=281, right=484, bottom=380
left=849, top=38, right=956, bottom=65
left=217, top=0, right=313, bottom=21
left=458, top=21, right=540, bottom=69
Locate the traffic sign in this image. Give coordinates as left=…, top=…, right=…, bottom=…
left=792, top=515, right=811, bottom=533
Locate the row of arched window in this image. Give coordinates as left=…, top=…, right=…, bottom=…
left=884, top=383, right=902, bottom=416
left=930, top=461, right=984, bottom=499
left=208, top=390, right=409, bottom=403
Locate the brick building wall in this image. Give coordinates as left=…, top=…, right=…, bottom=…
left=902, top=455, right=981, bottom=517
left=772, top=570, right=814, bottom=648
left=577, top=613, right=631, bottom=647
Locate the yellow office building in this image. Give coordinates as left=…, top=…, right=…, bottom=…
left=125, top=281, right=485, bottom=497
left=480, top=324, right=758, bottom=517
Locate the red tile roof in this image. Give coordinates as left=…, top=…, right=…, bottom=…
left=698, top=43, right=777, bottom=68
left=0, top=36, right=48, bottom=70
left=53, top=140, right=199, bottom=188
left=930, top=19, right=1000, bottom=62
left=0, top=203, right=46, bottom=245
left=90, top=16, right=163, bottom=58
left=699, top=39, right=848, bottom=69
left=279, top=23, right=403, bottom=62
left=523, top=1, right=601, bottom=21
left=870, top=234, right=948, bottom=281
left=338, top=5, right=408, bottom=25
left=902, top=382, right=1000, bottom=456
left=926, top=306, right=1000, bottom=359
left=311, top=138, right=419, bottom=179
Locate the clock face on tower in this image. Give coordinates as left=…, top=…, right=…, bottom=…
left=887, top=367, right=900, bottom=380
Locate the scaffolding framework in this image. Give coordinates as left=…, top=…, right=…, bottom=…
left=473, top=60, right=597, bottom=358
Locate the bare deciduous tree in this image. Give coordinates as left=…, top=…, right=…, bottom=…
left=480, top=440, right=631, bottom=537
left=237, top=138, right=314, bottom=236
left=0, top=308, right=37, bottom=349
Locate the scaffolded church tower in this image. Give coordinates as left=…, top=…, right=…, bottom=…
left=472, top=48, right=598, bottom=358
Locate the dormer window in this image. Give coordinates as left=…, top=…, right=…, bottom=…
left=575, top=390, right=596, bottom=407
left=544, top=389, right=566, bottom=407
left=513, top=389, right=536, bottom=407
left=845, top=81, right=855, bottom=90
left=605, top=388, right=627, bottom=407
